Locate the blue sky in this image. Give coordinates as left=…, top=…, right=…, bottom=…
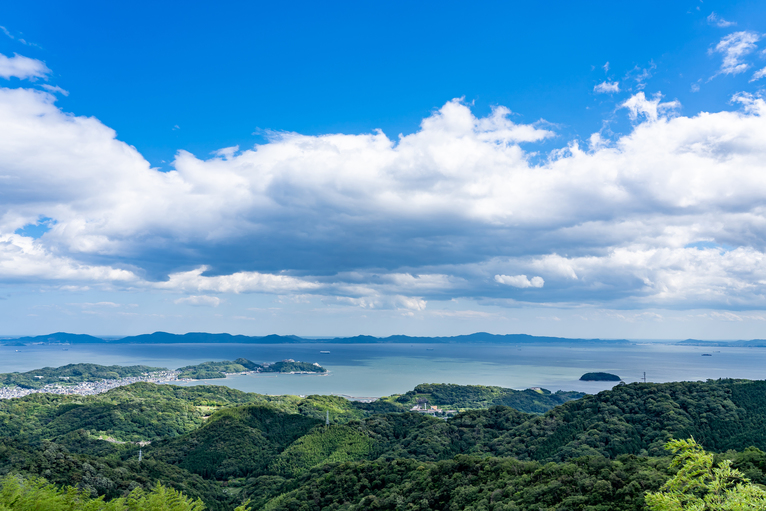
left=2, top=1, right=766, bottom=338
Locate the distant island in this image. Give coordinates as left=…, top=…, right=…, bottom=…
left=177, top=358, right=327, bottom=379
left=676, top=339, right=766, bottom=347
left=0, top=331, right=631, bottom=346
left=580, top=372, right=621, bottom=381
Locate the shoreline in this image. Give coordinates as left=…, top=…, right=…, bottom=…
left=0, top=368, right=330, bottom=400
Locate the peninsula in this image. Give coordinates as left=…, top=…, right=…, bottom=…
left=0, top=358, right=327, bottom=400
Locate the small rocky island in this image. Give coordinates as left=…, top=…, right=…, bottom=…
left=580, top=372, right=621, bottom=381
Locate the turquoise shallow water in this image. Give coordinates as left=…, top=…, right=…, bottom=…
left=0, top=342, right=763, bottom=397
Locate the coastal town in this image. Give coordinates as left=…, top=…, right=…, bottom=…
left=0, top=370, right=182, bottom=400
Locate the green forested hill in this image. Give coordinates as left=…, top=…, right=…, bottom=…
left=3, top=379, right=766, bottom=510
left=392, top=383, right=584, bottom=412
left=148, top=405, right=323, bottom=479
left=488, top=379, right=766, bottom=460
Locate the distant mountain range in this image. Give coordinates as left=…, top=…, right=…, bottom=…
left=675, top=339, right=766, bottom=347
left=5, top=332, right=766, bottom=346
left=0, top=331, right=632, bottom=345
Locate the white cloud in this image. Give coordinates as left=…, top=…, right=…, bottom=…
left=7, top=82, right=766, bottom=310
left=750, top=66, right=766, bottom=82
left=711, top=31, right=760, bottom=76
left=707, top=12, right=736, bottom=28
left=174, top=295, right=221, bottom=307
left=325, top=294, right=427, bottom=310
left=519, top=245, right=766, bottom=307
left=0, top=53, right=50, bottom=80
left=0, top=233, right=138, bottom=284
left=40, top=84, right=68, bottom=96
left=212, top=145, right=238, bottom=159
left=594, top=81, right=620, bottom=94
left=155, top=268, right=321, bottom=294
left=495, top=274, right=544, bottom=288
left=620, top=92, right=679, bottom=122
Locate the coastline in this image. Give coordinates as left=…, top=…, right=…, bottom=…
left=0, top=368, right=330, bottom=400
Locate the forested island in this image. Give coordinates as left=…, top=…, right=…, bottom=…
left=3, top=377, right=766, bottom=509
left=580, top=371, right=621, bottom=381
left=177, top=358, right=326, bottom=379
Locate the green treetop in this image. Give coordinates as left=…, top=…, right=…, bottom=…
left=645, top=438, right=766, bottom=511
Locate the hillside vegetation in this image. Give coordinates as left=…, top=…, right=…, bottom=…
left=2, top=379, right=766, bottom=509
left=391, top=383, right=584, bottom=412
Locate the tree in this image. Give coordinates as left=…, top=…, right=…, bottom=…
left=0, top=475, right=209, bottom=511
left=645, top=438, right=766, bottom=510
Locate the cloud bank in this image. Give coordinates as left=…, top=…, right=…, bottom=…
left=5, top=54, right=766, bottom=312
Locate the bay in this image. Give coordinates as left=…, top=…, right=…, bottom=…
left=1, top=342, right=764, bottom=397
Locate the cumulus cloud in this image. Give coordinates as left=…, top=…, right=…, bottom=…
left=620, top=92, right=679, bottom=122
left=495, top=275, right=544, bottom=288
left=0, top=53, right=49, bottom=80
left=0, top=233, right=138, bottom=284
left=707, top=12, right=736, bottom=28
left=6, top=78, right=766, bottom=310
left=711, top=31, right=760, bottom=76
left=594, top=81, right=620, bottom=94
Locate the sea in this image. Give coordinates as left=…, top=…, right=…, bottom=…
left=1, top=342, right=764, bottom=397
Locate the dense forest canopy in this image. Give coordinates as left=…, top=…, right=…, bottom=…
left=2, top=378, right=766, bottom=509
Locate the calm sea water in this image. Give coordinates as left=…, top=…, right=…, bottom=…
left=1, top=342, right=764, bottom=397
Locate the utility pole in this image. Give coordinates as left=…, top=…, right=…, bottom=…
left=643, top=372, right=646, bottom=383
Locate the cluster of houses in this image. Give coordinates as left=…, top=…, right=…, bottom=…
left=0, top=370, right=180, bottom=400
left=410, top=402, right=457, bottom=417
